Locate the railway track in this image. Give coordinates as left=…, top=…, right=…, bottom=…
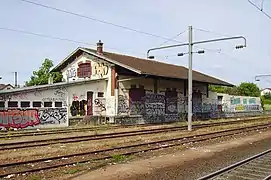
left=0, top=115, right=269, bottom=138
left=0, top=118, right=269, bottom=151
left=0, top=124, right=137, bottom=138
left=0, top=123, right=270, bottom=178
left=198, top=149, right=271, bottom=180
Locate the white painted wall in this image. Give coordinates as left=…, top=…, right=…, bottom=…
left=60, top=52, right=116, bottom=117
left=62, top=53, right=111, bottom=82
left=217, top=93, right=262, bottom=112
left=0, top=80, right=111, bottom=129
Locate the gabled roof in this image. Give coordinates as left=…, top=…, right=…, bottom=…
left=52, top=48, right=233, bottom=86
left=0, top=84, right=14, bottom=91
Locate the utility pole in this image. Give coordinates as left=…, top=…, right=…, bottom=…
left=14, top=72, right=18, bottom=88
left=147, top=26, right=246, bottom=131
left=188, top=26, right=193, bottom=131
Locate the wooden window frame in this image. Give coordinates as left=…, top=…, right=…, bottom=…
left=77, top=62, right=91, bottom=78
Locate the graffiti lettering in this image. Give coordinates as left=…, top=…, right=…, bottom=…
left=94, top=98, right=106, bottom=113
left=118, top=95, right=129, bottom=114
left=67, top=66, right=76, bottom=78
left=234, top=104, right=260, bottom=111
left=93, top=62, right=109, bottom=78
left=54, top=87, right=67, bottom=98
left=34, top=90, right=43, bottom=97
left=38, top=108, right=67, bottom=124
left=12, top=93, right=28, bottom=100
left=42, top=97, right=64, bottom=102
left=72, top=94, right=85, bottom=101
left=70, top=100, right=87, bottom=116
left=0, top=109, right=40, bottom=128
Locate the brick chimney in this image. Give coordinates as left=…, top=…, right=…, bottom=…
left=97, top=40, right=103, bottom=54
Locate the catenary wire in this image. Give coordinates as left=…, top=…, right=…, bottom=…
left=0, top=27, right=147, bottom=57
left=248, top=0, right=271, bottom=19
left=193, top=28, right=232, bottom=38
left=18, top=0, right=183, bottom=43
left=159, top=30, right=187, bottom=46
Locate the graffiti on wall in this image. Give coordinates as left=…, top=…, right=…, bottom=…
left=54, top=87, right=67, bottom=98
left=93, top=62, right=109, bottom=78
left=0, top=109, right=40, bottom=128
left=118, top=95, right=129, bottom=114
left=234, top=104, right=260, bottom=111
left=117, top=90, right=225, bottom=123
left=67, top=66, right=76, bottom=79
left=38, top=108, right=67, bottom=124
left=70, top=100, right=87, bottom=116
left=0, top=108, right=68, bottom=129
left=72, top=94, right=85, bottom=101
left=228, top=96, right=259, bottom=111
left=94, top=98, right=106, bottom=114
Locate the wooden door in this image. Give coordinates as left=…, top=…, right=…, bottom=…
left=87, top=91, right=93, bottom=115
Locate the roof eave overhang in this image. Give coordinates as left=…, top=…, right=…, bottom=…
left=140, top=73, right=234, bottom=87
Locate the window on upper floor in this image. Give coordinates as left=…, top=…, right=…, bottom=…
left=77, top=63, right=91, bottom=78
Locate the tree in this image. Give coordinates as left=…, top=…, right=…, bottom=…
left=238, top=82, right=260, bottom=97
left=209, top=85, right=240, bottom=95
left=25, top=58, right=62, bottom=86
left=209, top=85, right=227, bottom=93
left=209, top=82, right=260, bottom=97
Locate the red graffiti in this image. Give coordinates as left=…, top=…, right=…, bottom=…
left=73, top=94, right=79, bottom=101
left=0, top=109, right=40, bottom=129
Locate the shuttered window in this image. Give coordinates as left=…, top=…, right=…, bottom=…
left=77, top=63, right=91, bottom=78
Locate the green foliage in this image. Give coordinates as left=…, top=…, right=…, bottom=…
left=238, top=82, right=260, bottom=97
left=261, top=93, right=271, bottom=105
left=25, top=58, right=62, bottom=86
left=263, top=93, right=271, bottom=100
left=209, top=82, right=260, bottom=97
left=208, top=85, right=227, bottom=93
left=111, top=154, right=131, bottom=163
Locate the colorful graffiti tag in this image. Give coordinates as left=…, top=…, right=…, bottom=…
left=0, top=109, right=40, bottom=128
left=0, top=108, right=67, bottom=129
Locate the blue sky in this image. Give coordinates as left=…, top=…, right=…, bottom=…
left=0, top=0, right=271, bottom=88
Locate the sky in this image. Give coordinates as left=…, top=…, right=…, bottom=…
left=0, top=0, right=271, bottom=88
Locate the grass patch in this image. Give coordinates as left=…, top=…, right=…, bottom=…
left=64, top=168, right=82, bottom=174
left=111, top=154, right=132, bottom=163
